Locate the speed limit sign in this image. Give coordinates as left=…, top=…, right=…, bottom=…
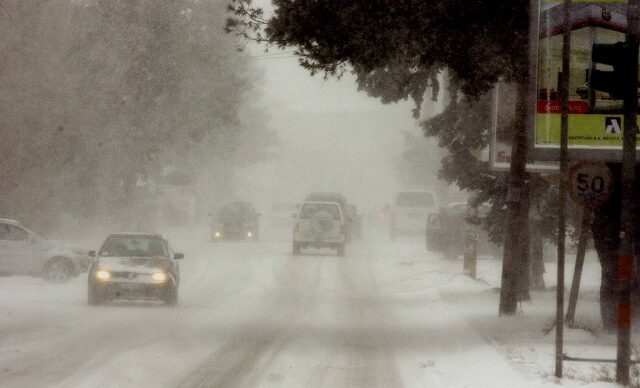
left=568, top=162, right=614, bottom=208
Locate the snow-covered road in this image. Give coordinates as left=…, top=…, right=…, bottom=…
left=0, top=232, right=611, bottom=387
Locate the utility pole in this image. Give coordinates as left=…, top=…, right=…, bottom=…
left=617, top=0, right=639, bottom=384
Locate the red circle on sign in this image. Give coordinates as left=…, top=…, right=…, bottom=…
left=568, top=162, right=614, bottom=208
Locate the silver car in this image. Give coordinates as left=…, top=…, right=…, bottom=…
left=0, top=218, right=90, bottom=282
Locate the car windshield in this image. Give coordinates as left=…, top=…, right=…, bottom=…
left=99, top=236, right=168, bottom=258
left=299, top=203, right=341, bottom=220
left=396, top=192, right=435, bottom=207
left=219, top=202, right=252, bottom=218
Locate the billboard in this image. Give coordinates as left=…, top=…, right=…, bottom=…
left=532, top=0, right=640, bottom=161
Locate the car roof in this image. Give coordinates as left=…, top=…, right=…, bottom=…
left=302, top=201, right=343, bottom=208
left=106, top=233, right=164, bottom=239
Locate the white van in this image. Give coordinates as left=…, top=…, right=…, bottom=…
left=390, top=190, right=438, bottom=240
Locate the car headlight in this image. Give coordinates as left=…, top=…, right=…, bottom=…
left=151, top=272, right=168, bottom=282
left=214, top=231, right=221, bottom=238
left=95, top=270, right=111, bottom=281
left=247, top=231, right=253, bottom=238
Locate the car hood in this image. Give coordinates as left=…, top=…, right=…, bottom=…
left=98, top=257, right=170, bottom=272
left=43, top=239, right=86, bottom=256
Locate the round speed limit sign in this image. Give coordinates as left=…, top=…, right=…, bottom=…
left=568, top=162, right=614, bottom=208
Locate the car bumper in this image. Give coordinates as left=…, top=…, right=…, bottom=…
left=294, top=236, right=345, bottom=248
left=93, top=281, right=172, bottom=300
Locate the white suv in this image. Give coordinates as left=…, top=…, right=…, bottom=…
left=293, top=201, right=346, bottom=256
left=0, top=218, right=90, bottom=282
left=389, top=190, right=439, bottom=240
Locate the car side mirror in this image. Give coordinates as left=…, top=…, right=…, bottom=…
left=174, top=253, right=184, bottom=260
left=88, top=250, right=96, bottom=258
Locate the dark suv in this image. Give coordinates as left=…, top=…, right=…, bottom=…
left=211, top=201, right=260, bottom=241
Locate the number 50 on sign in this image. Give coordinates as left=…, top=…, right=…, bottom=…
left=568, top=162, right=614, bottom=208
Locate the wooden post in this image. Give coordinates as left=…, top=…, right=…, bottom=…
left=464, top=229, right=478, bottom=279
left=565, top=209, right=592, bottom=328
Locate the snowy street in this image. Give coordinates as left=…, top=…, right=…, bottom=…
left=0, top=231, right=614, bottom=388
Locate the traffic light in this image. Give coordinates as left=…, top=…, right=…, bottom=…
left=590, top=41, right=630, bottom=100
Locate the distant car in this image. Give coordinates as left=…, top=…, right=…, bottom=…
left=425, top=203, right=500, bottom=257
left=0, top=218, right=89, bottom=282
left=293, top=201, right=347, bottom=256
left=304, top=193, right=353, bottom=242
left=211, top=201, right=260, bottom=241
left=268, top=202, right=298, bottom=229
left=389, top=190, right=439, bottom=240
left=87, top=233, right=183, bottom=306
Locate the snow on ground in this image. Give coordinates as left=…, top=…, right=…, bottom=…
left=0, top=226, right=627, bottom=387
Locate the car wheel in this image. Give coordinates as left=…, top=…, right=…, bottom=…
left=163, top=286, right=178, bottom=306
left=292, top=242, right=301, bottom=255
left=337, top=244, right=345, bottom=257
left=44, top=258, right=73, bottom=283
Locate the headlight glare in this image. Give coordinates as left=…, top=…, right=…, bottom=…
left=151, top=272, right=168, bottom=282
left=247, top=231, right=253, bottom=238
left=95, top=270, right=111, bottom=281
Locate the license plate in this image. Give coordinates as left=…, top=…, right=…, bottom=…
left=120, top=283, right=141, bottom=290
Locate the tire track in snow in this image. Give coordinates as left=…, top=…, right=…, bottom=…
left=303, top=249, right=404, bottom=388
left=171, top=253, right=323, bottom=387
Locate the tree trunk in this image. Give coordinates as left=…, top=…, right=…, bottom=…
left=529, top=225, right=546, bottom=290
left=518, top=179, right=531, bottom=301
left=499, top=81, right=530, bottom=315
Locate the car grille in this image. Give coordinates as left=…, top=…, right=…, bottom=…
left=111, top=271, right=141, bottom=280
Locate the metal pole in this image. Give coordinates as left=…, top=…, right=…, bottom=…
left=566, top=209, right=592, bottom=327
left=556, top=0, right=572, bottom=378
left=617, top=0, right=639, bottom=384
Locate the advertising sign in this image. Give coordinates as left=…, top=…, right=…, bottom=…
left=532, top=0, right=640, bottom=161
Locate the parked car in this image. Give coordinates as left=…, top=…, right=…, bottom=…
left=87, top=233, right=183, bottom=306
left=425, top=203, right=500, bottom=258
left=211, top=201, right=260, bottom=241
left=0, top=218, right=89, bottom=282
left=293, top=201, right=347, bottom=256
left=304, top=193, right=353, bottom=242
left=389, top=190, right=439, bottom=240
